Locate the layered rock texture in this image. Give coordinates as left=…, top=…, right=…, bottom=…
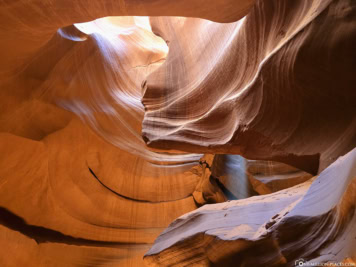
left=0, top=0, right=355, bottom=266
left=142, top=0, right=356, bottom=174
left=145, top=149, right=356, bottom=266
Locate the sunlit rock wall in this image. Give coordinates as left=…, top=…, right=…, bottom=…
left=142, top=0, right=356, bottom=174
left=0, top=0, right=355, bottom=266
left=145, top=148, right=356, bottom=266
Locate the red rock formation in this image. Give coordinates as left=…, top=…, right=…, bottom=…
left=0, top=14, right=205, bottom=267
left=0, top=0, right=355, bottom=266
left=212, top=155, right=312, bottom=198
left=142, top=0, right=356, bottom=174
left=144, top=148, right=356, bottom=266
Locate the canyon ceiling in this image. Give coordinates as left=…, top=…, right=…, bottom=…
left=0, top=0, right=355, bottom=266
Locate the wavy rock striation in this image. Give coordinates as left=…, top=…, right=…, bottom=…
left=0, top=14, right=206, bottom=267
left=144, top=148, right=356, bottom=266
left=142, top=0, right=356, bottom=174
left=0, top=0, right=355, bottom=266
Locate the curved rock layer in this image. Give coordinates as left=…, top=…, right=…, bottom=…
left=0, top=118, right=205, bottom=266
left=142, top=0, right=356, bottom=174
left=0, top=0, right=355, bottom=266
left=0, top=0, right=257, bottom=165
left=0, top=12, right=207, bottom=267
left=0, top=0, right=255, bottom=77
left=144, top=147, right=356, bottom=266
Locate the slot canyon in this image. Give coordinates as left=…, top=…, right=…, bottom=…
left=0, top=0, right=355, bottom=266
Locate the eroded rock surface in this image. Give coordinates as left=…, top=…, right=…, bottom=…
left=211, top=155, right=313, bottom=198
left=0, top=0, right=355, bottom=266
left=0, top=14, right=205, bottom=267
left=144, top=148, right=356, bottom=266
left=142, top=0, right=356, bottom=174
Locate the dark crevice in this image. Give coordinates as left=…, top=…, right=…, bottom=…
left=199, top=160, right=211, bottom=171
left=0, top=207, right=145, bottom=246
left=88, top=167, right=192, bottom=203
left=213, top=176, right=238, bottom=200
left=88, top=167, right=150, bottom=203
